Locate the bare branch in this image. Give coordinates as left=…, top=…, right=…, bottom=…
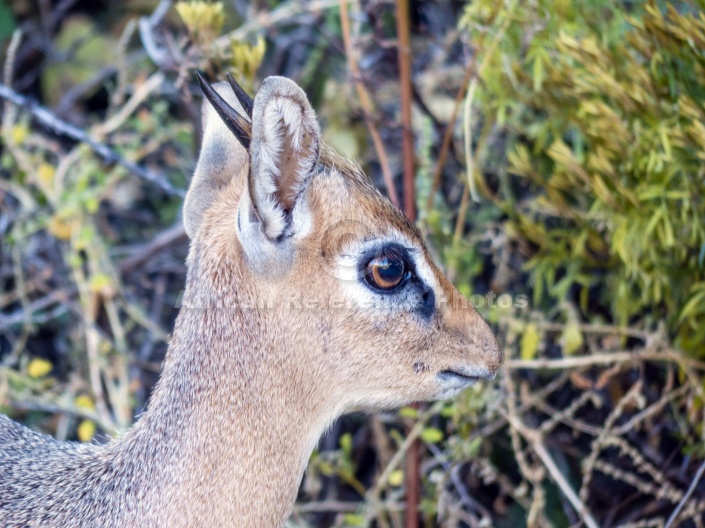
left=0, top=82, right=185, bottom=198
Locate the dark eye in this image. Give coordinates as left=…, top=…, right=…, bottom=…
left=365, top=254, right=407, bottom=290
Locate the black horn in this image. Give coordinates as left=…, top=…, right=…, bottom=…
left=196, top=71, right=251, bottom=150
left=226, top=73, right=254, bottom=118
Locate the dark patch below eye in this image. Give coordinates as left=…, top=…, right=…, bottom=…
left=414, top=283, right=435, bottom=321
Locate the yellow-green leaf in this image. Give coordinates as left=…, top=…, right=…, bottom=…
left=342, top=514, right=366, bottom=526
left=520, top=323, right=540, bottom=360
left=466, top=436, right=483, bottom=457
left=74, top=395, right=95, bottom=411
left=339, top=433, right=352, bottom=455
left=398, top=406, right=418, bottom=419
left=37, top=163, right=55, bottom=188
left=421, top=427, right=444, bottom=444
left=90, top=274, right=112, bottom=293
left=77, top=419, right=96, bottom=442
left=48, top=215, right=73, bottom=240
left=27, top=358, right=53, bottom=379
left=388, top=469, right=404, bottom=487
left=11, top=124, right=28, bottom=144
left=562, top=322, right=584, bottom=355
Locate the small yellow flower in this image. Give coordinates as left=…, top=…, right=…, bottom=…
left=27, top=358, right=53, bottom=379
left=388, top=470, right=404, bottom=487
left=37, top=163, right=55, bottom=187
left=77, top=419, right=96, bottom=442
left=48, top=215, right=73, bottom=240
left=11, top=124, right=28, bottom=144
left=74, top=395, right=95, bottom=411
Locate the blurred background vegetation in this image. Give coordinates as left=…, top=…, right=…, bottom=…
left=1, top=0, right=704, bottom=526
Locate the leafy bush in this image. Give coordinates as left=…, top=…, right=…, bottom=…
left=462, top=0, right=705, bottom=356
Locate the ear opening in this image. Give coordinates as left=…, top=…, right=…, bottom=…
left=247, top=76, right=321, bottom=241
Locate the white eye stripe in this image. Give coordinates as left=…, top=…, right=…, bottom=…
left=408, top=249, right=439, bottom=295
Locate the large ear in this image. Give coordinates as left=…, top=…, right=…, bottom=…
left=245, top=76, right=321, bottom=241
left=183, top=80, right=251, bottom=239
left=233, top=76, right=321, bottom=277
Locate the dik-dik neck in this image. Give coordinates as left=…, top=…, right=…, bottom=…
left=116, top=288, right=332, bottom=527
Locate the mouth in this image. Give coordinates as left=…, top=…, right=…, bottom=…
left=437, top=368, right=495, bottom=386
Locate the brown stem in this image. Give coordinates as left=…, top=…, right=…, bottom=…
left=394, top=1, right=420, bottom=525
left=424, top=65, right=474, bottom=215
left=339, top=0, right=399, bottom=206
left=396, top=0, right=415, bottom=222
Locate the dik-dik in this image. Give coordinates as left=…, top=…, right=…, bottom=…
left=0, top=74, right=502, bottom=527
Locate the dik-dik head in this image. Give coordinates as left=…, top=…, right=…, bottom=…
left=182, top=74, right=502, bottom=411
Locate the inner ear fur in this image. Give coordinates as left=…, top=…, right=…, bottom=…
left=183, top=82, right=250, bottom=239
left=248, top=76, right=321, bottom=241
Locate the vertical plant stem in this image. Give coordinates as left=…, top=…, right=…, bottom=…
left=71, top=248, right=114, bottom=431
left=426, top=0, right=518, bottom=215
left=423, top=65, right=474, bottom=215
left=463, top=78, right=480, bottom=202
left=396, top=0, right=415, bottom=222
left=339, top=0, right=399, bottom=206
left=394, top=1, right=420, bottom=525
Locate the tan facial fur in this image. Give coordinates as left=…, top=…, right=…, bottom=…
left=188, top=77, right=502, bottom=411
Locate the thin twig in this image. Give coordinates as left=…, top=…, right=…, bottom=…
left=216, top=0, right=347, bottom=51
left=424, top=64, right=473, bottom=214
left=119, top=223, right=188, bottom=275
left=426, top=442, right=490, bottom=524
left=664, top=458, right=705, bottom=528
left=536, top=322, right=650, bottom=340
left=339, top=0, right=399, bottom=206
left=396, top=0, right=415, bottom=221
left=294, top=500, right=404, bottom=513
left=503, top=409, right=600, bottom=528
left=98, top=73, right=166, bottom=137
left=463, top=78, right=479, bottom=202
left=365, top=402, right=443, bottom=526
left=6, top=398, right=116, bottom=434
left=139, top=0, right=178, bottom=70
left=0, top=82, right=184, bottom=197
left=505, top=350, right=705, bottom=371
left=394, top=2, right=419, bottom=523
left=462, top=0, right=519, bottom=204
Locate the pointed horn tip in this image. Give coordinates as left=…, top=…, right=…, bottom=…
left=195, top=71, right=208, bottom=87
left=225, top=73, right=254, bottom=118
left=195, top=72, right=251, bottom=150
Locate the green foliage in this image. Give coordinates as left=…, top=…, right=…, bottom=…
left=42, top=16, right=117, bottom=106
left=0, top=0, right=16, bottom=41
left=461, top=0, right=705, bottom=356
left=175, top=0, right=225, bottom=46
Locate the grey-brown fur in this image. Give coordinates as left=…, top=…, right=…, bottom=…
left=0, top=76, right=502, bottom=527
